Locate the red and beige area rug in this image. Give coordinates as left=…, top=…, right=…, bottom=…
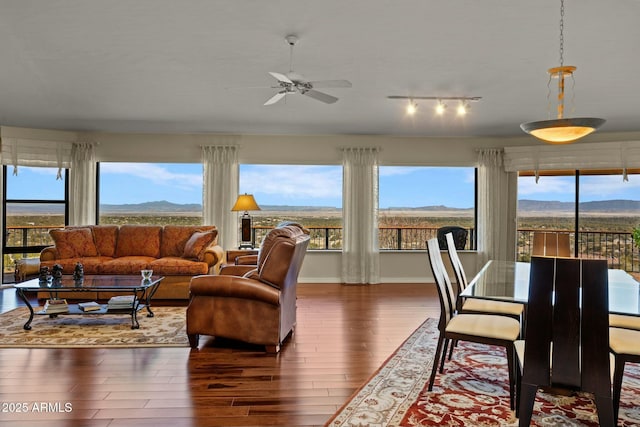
left=326, top=318, right=640, bottom=427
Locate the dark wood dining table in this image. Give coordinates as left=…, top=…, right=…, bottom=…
left=460, top=260, right=640, bottom=316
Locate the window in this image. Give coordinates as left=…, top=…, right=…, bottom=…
left=239, top=164, right=342, bottom=249
left=516, top=169, right=640, bottom=272
left=3, top=166, right=68, bottom=283
left=98, top=163, right=203, bottom=226
left=378, top=166, right=476, bottom=250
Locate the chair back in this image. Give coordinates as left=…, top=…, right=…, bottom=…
left=532, top=232, right=571, bottom=257
left=437, top=226, right=468, bottom=250
left=445, top=232, right=468, bottom=292
left=522, top=256, right=611, bottom=392
left=427, top=238, right=456, bottom=331
left=250, top=224, right=310, bottom=290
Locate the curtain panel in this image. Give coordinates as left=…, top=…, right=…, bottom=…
left=0, top=137, right=72, bottom=179
left=341, top=147, right=380, bottom=284
left=477, top=148, right=517, bottom=262
left=69, top=142, right=97, bottom=225
left=504, top=140, right=640, bottom=177
left=202, top=145, right=238, bottom=249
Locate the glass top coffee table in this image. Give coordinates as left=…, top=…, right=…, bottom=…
left=14, top=275, right=164, bottom=330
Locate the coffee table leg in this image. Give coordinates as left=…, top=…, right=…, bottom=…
left=130, top=290, right=142, bottom=329
left=16, top=288, right=34, bottom=330
left=144, top=282, right=161, bottom=318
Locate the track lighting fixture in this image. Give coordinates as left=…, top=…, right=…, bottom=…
left=406, top=100, right=418, bottom=115
left=388, top=96, right=481, bottom=117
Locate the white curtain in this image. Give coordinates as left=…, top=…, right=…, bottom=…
left=69, top=142, right=97, bottom=225
left=477, top=148, right=518, bottom=262
left=202, top=145, right=238, bottom=249
left=504, top=140, right=640, bottom=179
left=0, top=136, right=72, bottom=179
left=342, top=147, right=380, bottom=284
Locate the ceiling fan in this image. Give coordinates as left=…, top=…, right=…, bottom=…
left=261, top=35, right=352, bottom=106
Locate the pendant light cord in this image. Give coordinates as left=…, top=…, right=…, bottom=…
left=559, top=0, right=564, bottom=67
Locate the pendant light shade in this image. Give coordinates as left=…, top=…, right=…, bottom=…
left=521, top=0, right=605, bottom=144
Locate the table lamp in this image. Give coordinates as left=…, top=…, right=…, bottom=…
left=231, top=193, right=261, bottom=248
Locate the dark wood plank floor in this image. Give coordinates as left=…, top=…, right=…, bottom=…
left=0, top=283, right=439, bottom=427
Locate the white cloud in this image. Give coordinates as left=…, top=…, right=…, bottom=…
left=100, top=163, right=202, bottom=191
left=241, top=165, right=342, bottom=200
left=580, top=174, right=640, bottom=198
left=518, top=176, right=575, bottom=197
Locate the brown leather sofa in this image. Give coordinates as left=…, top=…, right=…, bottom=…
left=39, top=225, right=224, bottom=300
left=186, top=223, right=310, bottom=353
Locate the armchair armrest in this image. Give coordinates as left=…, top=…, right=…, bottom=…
left=189, top=275, right=279, bottom=305
left=235, top=254, right=258, bottom=265
left=219, top=265, right=256, bottom=277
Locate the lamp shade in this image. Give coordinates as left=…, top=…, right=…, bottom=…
left=520, top=117, right=606, bottom=145
left=231, top=194, right=261, bottom=212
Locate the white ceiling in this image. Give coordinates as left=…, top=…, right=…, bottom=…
left=1, top=0, right=639, bottom=138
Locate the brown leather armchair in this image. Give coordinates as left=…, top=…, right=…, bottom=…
left=186, top=223, right=310, bottom=353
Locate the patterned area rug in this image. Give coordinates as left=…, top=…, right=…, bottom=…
left=0, top=306, right=189, bottom=348
left=326, top=318, right=640, bottom=427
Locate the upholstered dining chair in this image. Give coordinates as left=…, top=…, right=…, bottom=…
left=610, top=325, right=640, bottom=423
left=437, top=225, right=468, bottom=250
left=445, top=232, right=524, bottom=320
left=426, top=238, right=521, bottom=409
left=187, top=223, right=310, bottom=353
left=531, top=231, right=571, bottom=257
left=515, top=256, right=614, bottom=426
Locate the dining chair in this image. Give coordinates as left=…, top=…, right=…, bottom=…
left=426, top=238, right=521, bottom=409
left=531, top=231, right=571, bottom=257
left=515, top=256, right=614, bottom=426
left=609, top=313, right=640, bottom=330
left=610, top=325, right=640, bottom=423
left=445, top=232, right=524, bottom=320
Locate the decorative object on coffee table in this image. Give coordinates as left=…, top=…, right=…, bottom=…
left=51, top=263, right=63, bottom=281
left=73, top=262, right=84, bottom=281
left=38, top=266, right=50, bottom=283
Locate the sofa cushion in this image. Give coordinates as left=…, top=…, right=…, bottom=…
left=149, top=257, right=210, bottom=275
left=41, top=256, right=114, bottom=275
left=49, top=227, right=98, bottom=259
left=96, top=256, right=156, bottom=275
left=161, top=225, right=217, bottom=258
left=90, top=225, right=119, bottom=257
left=115, top=225, right=162, bottom=258
left=182, top=230, right=217, bottom=261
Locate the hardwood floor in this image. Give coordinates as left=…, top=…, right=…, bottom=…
left=0, top=283, right=439, bottom=427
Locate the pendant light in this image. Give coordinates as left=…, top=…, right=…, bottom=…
left=520, top=0, right=605, bottom=144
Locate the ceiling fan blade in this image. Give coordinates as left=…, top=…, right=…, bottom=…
left=307, top=80, right=352, bottom=88
left=264, top=91, right=287, bottom=106
left=303, top=89, right=339, bottom=104
left=268, top=72, right=293, bottom=84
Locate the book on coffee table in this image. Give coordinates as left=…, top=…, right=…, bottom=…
left=43, top=299, right=69, bottom=314
left=78, top=301, right=101, bottom=312
left=107, top=295, right=136, bottom=310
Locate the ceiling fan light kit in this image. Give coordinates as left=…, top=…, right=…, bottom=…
left=520, top=0, right=605, bottom=144
left=262, top=35, right=352, bottom=106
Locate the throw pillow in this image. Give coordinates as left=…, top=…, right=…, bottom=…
left=182, top=230, right=217, bottom=261
left=49, top=227, right=98, bottom=259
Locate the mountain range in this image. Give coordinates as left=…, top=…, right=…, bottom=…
left=6, top=199, right=640, bottom=215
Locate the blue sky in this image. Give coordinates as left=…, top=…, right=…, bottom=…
left=6, top=164, right=640, bottom=207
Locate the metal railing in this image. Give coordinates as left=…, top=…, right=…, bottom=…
left=3, top=225, right=639, bottom=274
left=517, top=229, right=640, bottom=272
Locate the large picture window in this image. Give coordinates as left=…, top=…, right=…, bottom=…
left=378, top=166, right=476, bottom=250
left=98, top=163, right=203, bottom=226
left=3, top=166, right=68, bottom=283
left=239, top=164, right=342, bottom=249
left=516, top=169, right=640, bottom=273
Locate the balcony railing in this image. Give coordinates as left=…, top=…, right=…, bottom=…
left=3, top=226, right=639, bottom=274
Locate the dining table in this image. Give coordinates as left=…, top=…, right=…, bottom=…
left=460, top=260, right=640, bottom=317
